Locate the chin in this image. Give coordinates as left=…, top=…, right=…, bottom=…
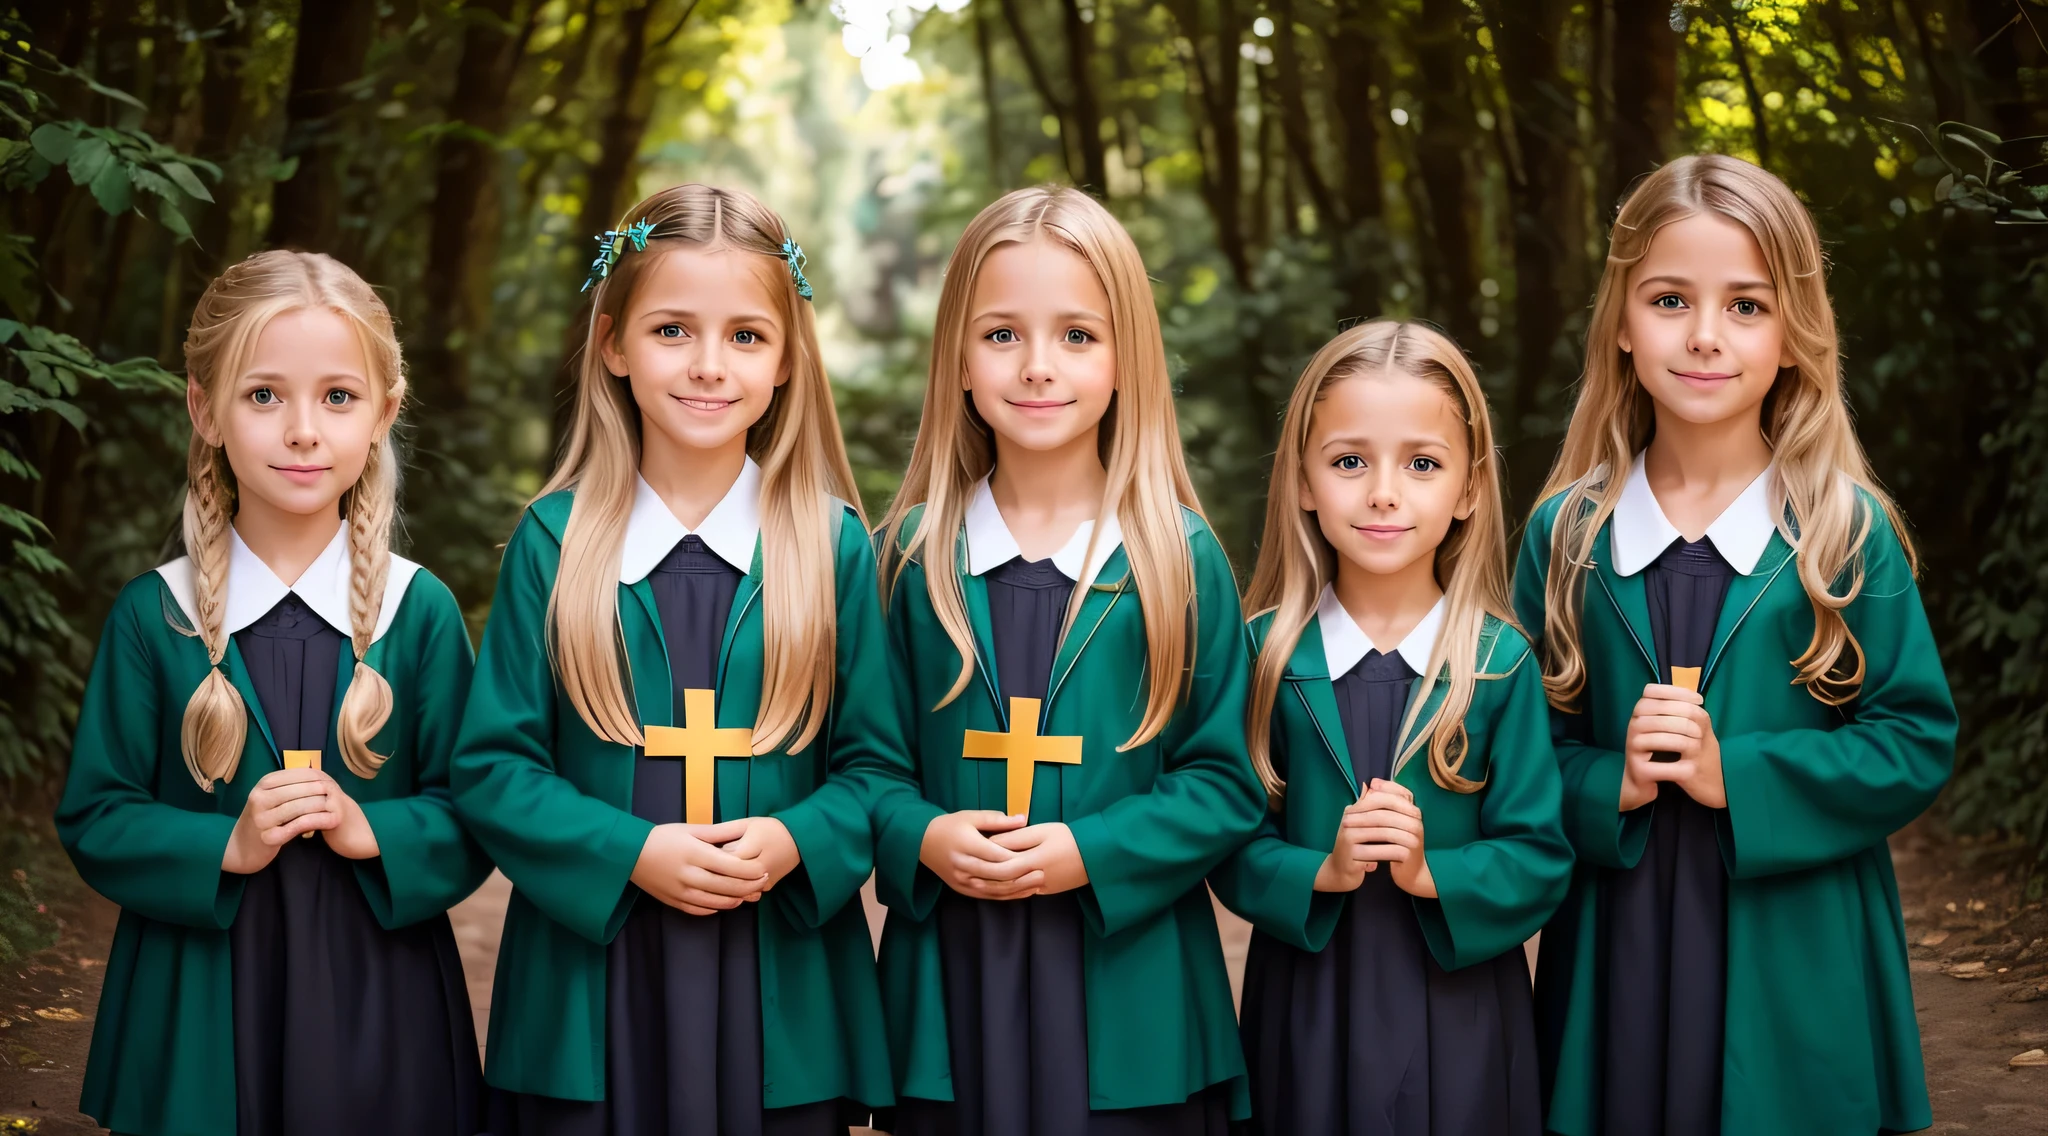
left=650, top=415, right=751, bottom=454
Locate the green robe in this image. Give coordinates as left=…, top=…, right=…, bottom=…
left=55, top=562, right=489, bottom=1136
left=450, top=490, right=901, bottom=1108
left=1515, top=490, right=1956, bottom=1136
left=869, top=505, right=1265, bottom=1115
left=1210, top=610, right=1573, bottom=971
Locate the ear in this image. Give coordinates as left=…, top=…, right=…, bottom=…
left=1452, top=456, right=1482, bottom=522
left=1296, top=469, right=1317, bottom=514
left=595, top=312, right=627, bottom=378
left=187, top=381, right=223, bottom=447
left=1617, top=322, right=1633, bottom=356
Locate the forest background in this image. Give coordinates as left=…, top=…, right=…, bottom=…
left=0, top=0, right=2044, bottom=961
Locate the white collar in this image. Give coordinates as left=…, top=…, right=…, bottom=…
left=154, top=521, right=421, bottom=644
left=619, top=457, right=762, bottom=584
left=963, top=477, right=1124, bottom=591
left=1610, top=452, right=1778, bottom=577
left=1315, top=585, right=1444, bottom=679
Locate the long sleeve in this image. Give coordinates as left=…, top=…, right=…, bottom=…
left=769, top=508, right=923, bottom=928
left=869, top=536, right=948, bottom=921
left=354, top=572, right=495, bottom=929
left=1719, top=512, right=1955, bottom=878
left=1512, top=496, right=1650, bottom=871
left=450, top=512, right=654, bottom=945
left=55, top=578, right=245, bottom=930
left=1068, top=523, right=1267, bottom=938
left=1412, top=646, right=1574, bottom=970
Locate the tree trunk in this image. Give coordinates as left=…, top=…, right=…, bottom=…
left=1165, top=0, right=1251, bottom=287
left=418, top=0, right=534, bottom=411
left=267, top=0, right=379, bottom=254
left=1271, top=0, right=1339, bottom=230
left=1057, top=0, right=1109, bottom=196
left=1413, top=0, right=1478, bottom=342
left=1608, top=0, right=1678, bottom=206
left=975, top=0, right=1006, bottom=183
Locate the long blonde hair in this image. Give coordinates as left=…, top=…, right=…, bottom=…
left=1536, top=154, right=1911, bottom=711
left=178, top=250, right=406, bottom=791
left=1245, top=321, right=1513, bottom=802
left=876, top=186, right=1204, bottom=750
left=544, top=183, right=860, bottom=754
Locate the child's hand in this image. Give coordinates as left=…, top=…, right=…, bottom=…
left=1314, top=781, right=1417, bottom=892
left=1372, top=779, right=1437, bottom=899
left=920, top=810, right=1035, bottom=898
left=631, top=820, right=765, bottom=915
left=722, top=816, right=802, bottom=893
left=985, top=822, right=1088, bottom=895
left=313, top=773, right=381, bottom=861
left=223, top=768, right=340, bottom=874
left=1621, top=683, right=1725, bottom=810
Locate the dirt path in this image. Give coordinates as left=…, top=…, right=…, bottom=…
left=4, top=818, right=2042, bottom=1132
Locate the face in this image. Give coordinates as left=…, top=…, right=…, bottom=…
left=1619, top=211, right=1794, bottom=428
left=963, top=239, right=1117, bottom=456
left=598, top=246, right=789, bottom=456
left=191, top=306, right=392, bottom=523
left=1298, top=372, right=1474, bottom=581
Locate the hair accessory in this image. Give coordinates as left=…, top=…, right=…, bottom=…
left=781, top=238, right=814, bottom=302
left=625, top=218, right=657, bottom=252
left=581, top=229, right=626, bottom=293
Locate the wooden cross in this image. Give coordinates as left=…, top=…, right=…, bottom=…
left=644, top=688, right=753, bottom=825
left=962, top=696, right=1083, bottom=817
left=1650, top=667, right=1703, bottom=763
left=283, top=750, right=321, bottom=838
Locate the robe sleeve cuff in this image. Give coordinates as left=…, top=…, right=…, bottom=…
left=1563, top=745, right=1650, bottom=869
left=874, top=796, right=946, bottom=920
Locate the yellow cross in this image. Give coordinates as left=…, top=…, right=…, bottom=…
left=643, top=688, right=753, bottom=825
left=282, top=749, right=321, bottom=770
left=962, top=696, right=1083, bottom=817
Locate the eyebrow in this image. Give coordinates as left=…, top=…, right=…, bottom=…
left=1635, top=274, right=1776, bottom=293
left=240, top=371, right=367, bottom=383
left=640, top=308, right=780, bottom=326
left=1318, top=434, right=1453, bottom=450
left=973, top=309, right=1110, bottom=324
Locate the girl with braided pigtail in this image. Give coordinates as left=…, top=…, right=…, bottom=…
left=56, top=250, right=492, bottom=1136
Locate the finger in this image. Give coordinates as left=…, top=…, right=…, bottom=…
left=957, top=852, right=1038, bottom=882
left=674, top=887, right=748, bottom=911
left=678, top=902, right=723, bottom=917
left=253, top=779, right=334, bottom=808
left=253, top=768, right=329, bottom=789
left=1633, top=732, right=1700, bottom=755
left=723, top=834, right=763, bottom=860
left=951, top=836, right=1016, bottom=862
left=1349, top=827, right=1421, bottom=847
left=257, top=793, right=332, bottom=829
left=1368, top=778, right=1414, bottom=801
left=690, top=846, right=773, bottom=881
left=1630, top=714, right=1703, bottom=739
left=1342, top=810, right=1423, bottom=833
left=960, top=811, right=1030, bottom=833
left=966, top=870, right=1045, bottom=898
left=1634, top=700, right=1711, bottom=725
left=1346, top=792, right=1411, bottom=815
left=987, top=828, right=1048, bottom=853
left=1633, top=758, right=1696, bottom=782
left=680, top=865, right=770, bottom=897
left=688, top=819, right=754, bottom=844
left=1355, top=843, right=1413, bottom=863
left=267, top=810, right=340, bottom=844
left=1641, top=683, right=1704, bottom=704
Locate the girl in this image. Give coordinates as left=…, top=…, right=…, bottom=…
left=450, top=184, right=901, bottom=1134
left=1516, top=154, right=1956, bottom=1136
left=55, top=250, right=490, bottom=1136
left=1210, top=320, right=1573, bottom=1136
left=868, top=185, right=1266, bottom=1136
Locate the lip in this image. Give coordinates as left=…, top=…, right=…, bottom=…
left=271, top=464, right=330, bottom=486
left=1354, top=525, right=1412, bottom=542
left=1671, top=370, right=1739, bottom=384
left=1006, top=398, right=1074, bottom=415
left=673, top=395, right=737, bottom=412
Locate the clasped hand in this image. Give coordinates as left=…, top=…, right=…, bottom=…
left=919, top=811, right=1088, bottom=900
left=222, top=767, right=380, bottom=875
left=631, top=816, right=802, bottom=916
left=1314, top=777, right=1435, bottom=898
left=1619, top=682, right=1726, bottom=812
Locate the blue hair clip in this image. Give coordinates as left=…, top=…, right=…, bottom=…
left=581, top=229, right=625, bottom=293
left=625, top=218, right=657, bottom=252
left=781, top=238, right=814, bottom=302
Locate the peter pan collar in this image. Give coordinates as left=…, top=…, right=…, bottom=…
left=155, top=520, right=421, bottom=643
left=618, top=456, right=762, bottom=584
left=963, top=476, right=1124, bottom=591
left=1610, top=451, right=1778, bottom=577
left=1316, top=584, right=1445, bottom=679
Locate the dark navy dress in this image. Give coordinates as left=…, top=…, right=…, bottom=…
left=487, top=535, right=859, bottom=1136
left=880, top=556, right=1230, bottom=1136
left=1237, top=649, right=1541, bottom=1136
left=1599, top=536, right=1735, bottom=1136
left=228, top=593, right=482, bottom=1136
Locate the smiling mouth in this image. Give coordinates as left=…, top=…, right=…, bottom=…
left=1006, top=398, right=1075, bottom=411
left=674, top=395, right=737, bottom=412
left=272, top=464, right=330, bottom=474
left=1672, top=370, right=1739, bottom=383
left=1355, top=525, right=1412, bottom=541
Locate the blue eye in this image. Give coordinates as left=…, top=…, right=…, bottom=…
left=1334, top=455, right=1364, bottom=471
left=1064, top=328, right=1092, bottom=345
left=657, top=324, right=685, bottom=339
left=325, top=389, right=353, bottom=406
left=987, top=328, right=1017, bottom=345
left=1653, top=294, right=1685, bottom=310
left=251, top=388, right=278, bottom=406
left=734, top=329, right=759, bottom=345
left=1409, top=456, right=1440, bottom=473
left=1732, top=299, right=1761, bottom=317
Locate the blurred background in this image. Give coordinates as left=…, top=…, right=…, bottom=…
left=1, top=0, right=2047, bottom=1127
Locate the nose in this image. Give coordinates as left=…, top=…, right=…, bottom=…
left=1020, top=335, right=1057, bottom=385
left=284, top=398, right=319, bottom=450
left=1686, top=307, right=1722, bottom=358
left=690, top=338, right=727, bottom=383
left=1367, top=463, right=1400, bottom=511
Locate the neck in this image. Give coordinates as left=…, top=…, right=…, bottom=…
left=640, top=425, right=748, bottom=529
left=1331, top=552, right=1442, bottom=651
left=987, top=429, right=1107, bottom=532
left=233, top=496, right=345, bottom=587
left=1643, top=404, right=1772, bottom=490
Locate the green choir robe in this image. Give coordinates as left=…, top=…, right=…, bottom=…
left=1515, top=489, right=1956, bottom=1136
left=449, top=489, right=901, bottom=1108
left=869, top=504, right=1266, bottom=1115
left=1210, top=610, right=1573, bottom=970
left=54, top=554, right=489, bottom=1136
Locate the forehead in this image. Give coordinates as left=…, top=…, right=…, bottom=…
left=1310, top=371, right=1465, bottom=444
left=629, top=245, right=783, bottom=314
left=971, top=238, right=1108, bottom=308
left=244, top=307, right=367, bottom=374
left=1634, top=211, right=1773, bottom=281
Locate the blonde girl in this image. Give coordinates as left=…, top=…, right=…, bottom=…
left=1516, top=154, right=1956, bottom=1136
left=450, top=183, right=903, bottom=1134
left=867, top=185, right=1265, bottom=1135
left=57, top=250, right=490, bottom=1136
left=1210, top=320, right=1571, bottom=1136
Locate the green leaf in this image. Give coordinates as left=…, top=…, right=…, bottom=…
left=88, top=160, right=131, bottom=214
left=1941, top=121, right=2005, bottom=149
left=160, top=161, right=212, bottom=202
left=155, top=194, right=193, bottom=242
left=1937, top=173, right=1955, bottom=201
left=64, top=137, right=110, bottom=188
left=0, top=504, right=47, bottom=540
left=0, top=448, right=37, bottom=479
left=28, top=123, right=74, bottom=164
